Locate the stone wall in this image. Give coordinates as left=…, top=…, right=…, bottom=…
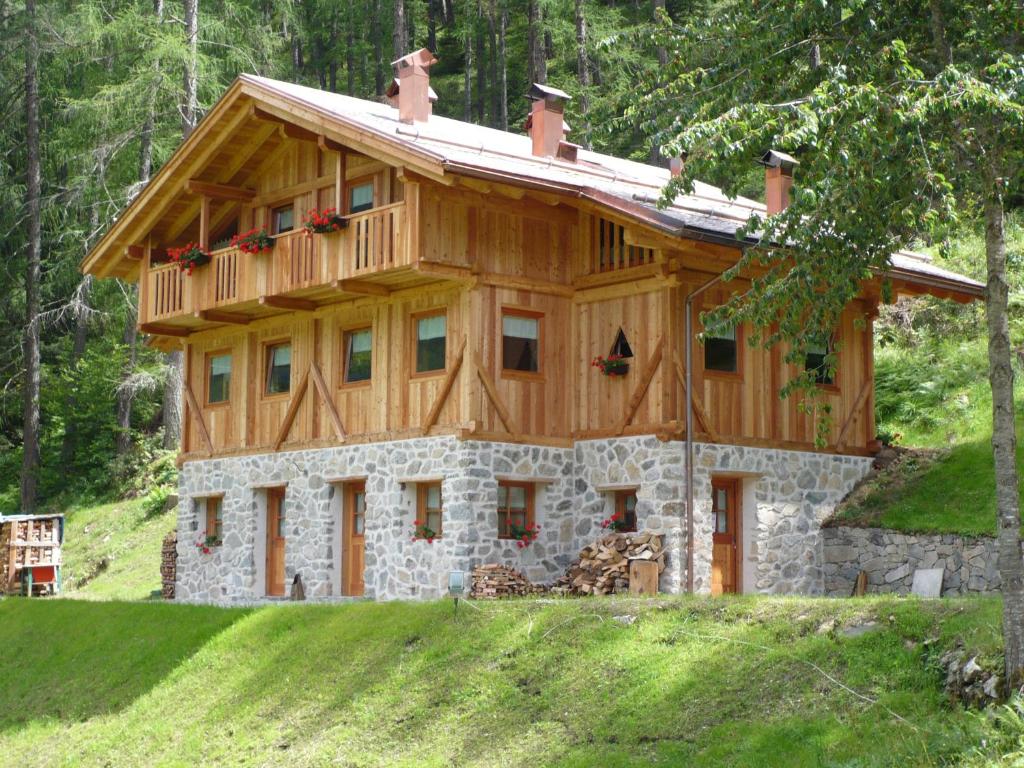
left=822, top=526, right=1002, bottom=596
left=175, top=435, right=872, bottom=603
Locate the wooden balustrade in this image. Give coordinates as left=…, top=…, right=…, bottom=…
left=271, top=229, right=329, bottom=294
left=146, top=261, right=189, bottom=321
left=210, top=246, right=241, bottom=305
left=590, top=216, right=655, bottom=273
left=346, top=202, right=409, bottom=277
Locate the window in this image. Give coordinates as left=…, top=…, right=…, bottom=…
left=497, top=482, right=534, bottom=539
left=713, top=484, right=730, bottom=534
left=805, top=335, right=835, bottom=385
left=417, top=483, right=443, bottom=538
left=265, top=342, right=292, bottom=395
left=502, top=312, right=540, bottom=374
left=204, top=496, right=224, bottom=542
left=704, top=324, right=738, bottom=373
left=348, top=181, right=375, bottom=214
left=343, top=328, right=372, bottom=384
left=206, top=352, right=231, bottom=405
left=272, top=205, right=294, bottom=234
left=414, top=312, right=446, bottom=374
left=615, top=490, right=638, bottom=533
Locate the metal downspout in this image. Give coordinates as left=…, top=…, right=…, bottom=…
left=684, top=273, right=724, bottom=593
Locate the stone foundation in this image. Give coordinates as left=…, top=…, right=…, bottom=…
left=175, top=436, right=872, bottom=603
left=823, top=525, right=1003, bottom=596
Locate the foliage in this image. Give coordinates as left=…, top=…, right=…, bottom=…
left=591, top=354, right=629, bottom=376
left=0, top=595, right=1008, bottom=766
left=508, top=521, right=540, bottom=548
left=230, top=227, right=274, bottom=254
left=410, top=519, right=438, bottom=542
left=303, top=206, right=346, bottom=234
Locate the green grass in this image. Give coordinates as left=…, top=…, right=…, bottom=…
left=0, top=595, right=1008, bottom=767
left=59, top=495, right=176, bottom=600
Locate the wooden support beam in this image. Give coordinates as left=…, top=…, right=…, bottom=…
left=318, top=134, right=346, bottom=152
left=616, top=336, right=665, bottom=435
left=140, top=322, right=190, bottom=338
left=259, top=295, right=317, bottom=312
left=185, top=179, right=256, bottom=201
left=198, top=195, right=211, bottom=250
left=673, top=354, right=720, bottom=443
left=474, top=353, right=519, bottom=436
left=126, top=245, right=144, bottom=260
left=183, top=383, right=214, bottom=454
left=836, top=378, right=872, bottom=450
left=196, top=309, right=250, bottom=325
left=423, top=337, right=466, bottom=434
left=309, top=362, right=346, bottom=442
left=273, top=368, right=310, bottom=451
left=251, top=106, right=318, bottom=143
left=334, top=279, right=390, bottom=297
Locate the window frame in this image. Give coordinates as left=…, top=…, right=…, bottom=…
left=702, top=319, right=743, bottom=380
left=500, top=306, right=544, bottom=381
left=804, top=333, right=839, bottom=389
left=496, top=481, right=535, bottom=540
left=204, top=349, right=233, bottom=408
left=416, top=482, right=444, bottom=539
left=341, top=326, right=373, bottom=388
left=203, top=495, right=225, bottom=544
left=270, top=202, right=295, bottom=235
left=614, top=489, right=639, bottom=533
left=346, top=174, right=378, bottom=215
left=262, top=339, right=293, bottom=399
left=410, top=309, right=448, bottom=378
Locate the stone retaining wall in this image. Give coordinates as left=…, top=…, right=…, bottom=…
left=822, top=525, right=1001, bottom=596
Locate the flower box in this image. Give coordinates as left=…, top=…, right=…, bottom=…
left=592, top=355, right=629, bottom=377
left=167, top=243, right=211, bottom=275
left=303, top=207, right=348, bottom=235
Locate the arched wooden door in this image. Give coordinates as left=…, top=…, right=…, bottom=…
left=710, top=478, right=741, bottom=596
left=342, top=482, right=366, bottom=596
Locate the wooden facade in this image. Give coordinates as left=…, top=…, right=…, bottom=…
left=81, top=82, right=977, bottom=466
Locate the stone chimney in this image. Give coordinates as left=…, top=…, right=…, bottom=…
left=390, top=48, right=438, bottom=124
left=759, top=150, right=799, bottom=215
left=525, top=83, right=572, bottom=158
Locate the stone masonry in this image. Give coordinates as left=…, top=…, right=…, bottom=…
left=175, top=435, right=872, bottom=603
left=823, top=525, right=1004, bottom=596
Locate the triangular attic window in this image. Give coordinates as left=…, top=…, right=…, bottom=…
left=610, top=328, right=633, bottom=359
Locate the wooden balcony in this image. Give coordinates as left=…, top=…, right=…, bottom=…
left=140, top=202, right=430, bottom=333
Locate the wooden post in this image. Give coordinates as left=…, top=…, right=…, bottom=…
left=199, top=195, right=210, bottom=250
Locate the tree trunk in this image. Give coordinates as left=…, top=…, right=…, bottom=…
left=985, top=193, right=1024, bottom=688
left=182, top=0, right=198, bottom=137
left=346, top=0, right=356, bottom=95
left=575, top=0, right=591, bottom=149
left=463, top=22, right=472, bottom=121
left=116, top=286, right=139, bottom=456
left=59, top=276, right=92, bottom=469
left=21, top=0, right=42, bottom=514
left=527, top=0, right=546, bottom=85
left=373, top=0, right=384, bottom=96
left=497, top=6, right=507, bottom=131
left=475, top=20, right=485, bottom=122
left=393, top=0, right=406, bottom=60
left=427, top=0, right=437, bottom=53
left=487, top=7, right=499, bottom=127
left=650, top=0, right=667, bottom=164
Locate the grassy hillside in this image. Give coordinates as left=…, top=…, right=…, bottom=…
left=0, top=596, right=1012, bottom=767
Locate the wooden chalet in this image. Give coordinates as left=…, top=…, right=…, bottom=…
left=82, top=50, right=982, bottom=603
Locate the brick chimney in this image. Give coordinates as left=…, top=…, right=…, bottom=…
left=759, top=150, right=799, bottom=215
left=390, top=48, right=438, bottom=124
left=525, top=83, right=571, bottom=158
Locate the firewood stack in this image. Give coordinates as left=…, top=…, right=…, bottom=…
left=160, top=529, right=177, bottom=600
left=469, top=563, right=546, bottom=599
left=550, top=532, right=665, bottom=596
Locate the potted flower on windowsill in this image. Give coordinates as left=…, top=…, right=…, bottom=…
left=230, top=227, right=274, bottom=255
left=601, top=512, right=628, bottom=533
left=592, top=354, right=629, bottom=377
left=303, top=207, right=347, bottom=235
left=509, top=523, right=541, bottom=549
left=167, top=242, right=211, bottom=275
left=195, top=533, right=221, bottom=555
left=410, top=520, right=438, bottom=544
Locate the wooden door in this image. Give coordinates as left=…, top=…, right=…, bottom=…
left=710, top=478, right=740, bottom=596
left=342, top=482, right=367, bottom=596
left=266, top=487, right=286, bottom=597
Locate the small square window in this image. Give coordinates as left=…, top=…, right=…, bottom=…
left=205, top=497, right=224, bottom=543
left=704, top=325, right=737, bottom=373
left=615, top=490, right=638, bottom=533
left=417, top=483, right=443, bottom=538
left=265, top=342, right=292, bottom=395
left=349, top=182, right=374, bottom=214
left=272, top=205, right=294, bottom=234
left=497, top=482, right=533, bottom=539
left=415, top=313, right=446, bottom=374
left=502, top=312, right=540, bottom=373
left=805, top=335, right=835, bottom=385
left=343, top=328, right=372, bottom=383
left=206, top=353, right=231, bottom=405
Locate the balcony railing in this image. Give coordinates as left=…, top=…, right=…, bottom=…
left=140, top=201, right=416, bottom=327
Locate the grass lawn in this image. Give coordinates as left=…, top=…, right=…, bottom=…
left=0, top=595, right=1010, bottom=767
left=59, top=496, right=176, bottom=600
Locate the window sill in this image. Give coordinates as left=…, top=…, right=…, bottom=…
left=703, top=369, right=743, bottom=381
left=410, top=369, right=446, bottom=381
left=339, top=380, right=372, bottom=391
left=501, top=369, right=545, bottom=383
left=204, top=401, right=231, bottom=410
left=261, top=391, right=292, bottom=402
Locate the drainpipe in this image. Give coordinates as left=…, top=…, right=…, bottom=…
left=684, top=272, right=724, bottom=593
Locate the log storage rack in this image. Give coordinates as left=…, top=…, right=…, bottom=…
left=1, top=514, right=64, bottom=597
